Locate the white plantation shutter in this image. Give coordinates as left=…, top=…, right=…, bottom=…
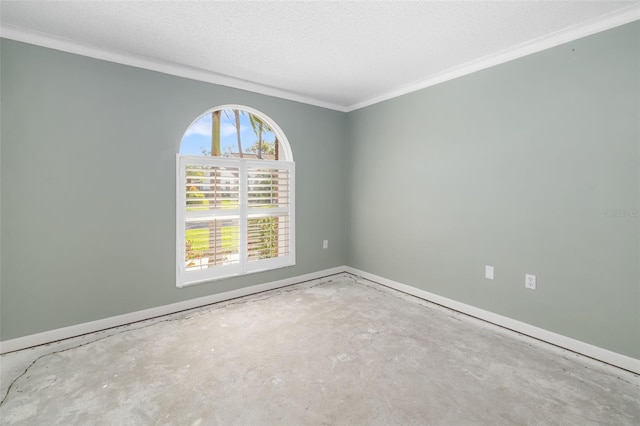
left=246, top=166, right=291, bottom=263
left=177, top=156, right=295, bottom=287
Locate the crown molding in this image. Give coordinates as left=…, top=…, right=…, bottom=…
left=1, top=4, right=638, bottom=114
left=0, top=24, right=349, bottom=113
left=346, top=4, right=640, bottom=112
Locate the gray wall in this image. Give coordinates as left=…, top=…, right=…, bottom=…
left=0, top=40, right=347, bottom=340
left=2, top=22, right=639, bottom=360
left=347, top=22, right=639, bottom=358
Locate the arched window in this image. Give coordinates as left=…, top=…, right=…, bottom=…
left=176, top=105, right=295, bottom=287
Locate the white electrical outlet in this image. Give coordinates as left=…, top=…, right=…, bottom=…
left=525, top=274, right=536, bottom=290
left=485, top=265, right=494, bottom=280
left=323, top=240, right=328, bottom=249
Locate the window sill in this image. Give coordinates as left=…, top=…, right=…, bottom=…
left=176, top=261, right=296, bottom=288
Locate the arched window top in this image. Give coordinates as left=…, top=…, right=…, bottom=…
left=180, top=105, right=293, bottom=161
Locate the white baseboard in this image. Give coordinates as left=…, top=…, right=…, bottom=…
left=3, top=265, right=638, bottom=375
left=0, top=266, right=347, bottom=354
left=345, top=267, right=640, bottom=375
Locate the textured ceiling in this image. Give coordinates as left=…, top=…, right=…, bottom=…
left=1, top=1, right=638, bottom=110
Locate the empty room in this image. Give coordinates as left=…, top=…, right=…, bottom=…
left=0, top=1, right=639, bottom=425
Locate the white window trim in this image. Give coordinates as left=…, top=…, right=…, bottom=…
left=176, top=106, right=295, bottom=288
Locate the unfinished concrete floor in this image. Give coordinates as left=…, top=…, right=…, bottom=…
left=1, top=275, right=639, bottom=425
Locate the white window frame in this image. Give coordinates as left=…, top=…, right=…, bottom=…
left=176, top=105, right=295, bottom=288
